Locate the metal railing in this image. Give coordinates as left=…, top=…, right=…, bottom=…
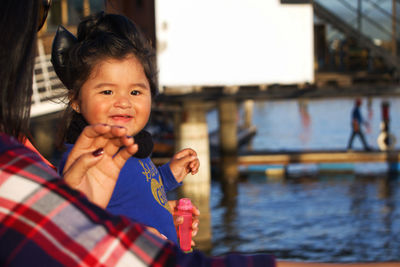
left=31, top=39, right=66, bottom=118
left=314, top=0, right=400, bottom=72
left=315, top=0, right=398, bottom=41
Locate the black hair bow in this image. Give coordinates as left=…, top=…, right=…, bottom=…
left=51, top=25, right=77, bottom=90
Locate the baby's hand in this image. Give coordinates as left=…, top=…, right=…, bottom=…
left=170, top=148, right=200, bottom=183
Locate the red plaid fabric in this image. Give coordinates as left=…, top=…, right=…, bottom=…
left=0, top=133, right=275, bottom=267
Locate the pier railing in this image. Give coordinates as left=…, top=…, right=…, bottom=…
left=313, top=0, right=400, bottom=72
left=31, top=40, right=66, bottom=118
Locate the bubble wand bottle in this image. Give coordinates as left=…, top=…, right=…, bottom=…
left=176, top=198, right=193, bottom=252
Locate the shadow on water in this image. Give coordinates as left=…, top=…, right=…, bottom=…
left=215, top=181, right=240, bottom=252
left=206, top=169, right=400, bottom=262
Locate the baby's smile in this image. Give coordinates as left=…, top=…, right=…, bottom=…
left=110, top=114, right=134, bottom=124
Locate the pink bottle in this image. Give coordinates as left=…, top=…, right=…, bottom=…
left=176, top=198, right=193, bottom=252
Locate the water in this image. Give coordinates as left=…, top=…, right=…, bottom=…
left=209, top=96, right=400, bottom=152
left=205, top=96, right=400, bottom=262
left=209, top=174, right=400, bottom=262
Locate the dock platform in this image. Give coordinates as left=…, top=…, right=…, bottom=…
left=237, top=149, right=400, bottom=165
left=153, top=149, right=400, bottom=166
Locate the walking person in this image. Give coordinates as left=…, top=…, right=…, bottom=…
left=347, top=98, right=371, bottom=151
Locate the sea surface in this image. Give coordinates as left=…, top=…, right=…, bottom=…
left=208, top=96, right=400, bottom=152
left=205, top=96, right=400, bottom=262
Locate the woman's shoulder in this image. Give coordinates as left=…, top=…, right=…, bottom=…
left=0, top=133, right=59, bottom=180
left=0, top=133, right=24, bottom=153
left=0, top=134, right=45, bottom=164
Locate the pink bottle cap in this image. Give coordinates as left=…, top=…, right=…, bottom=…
left=177, top=198, right=192, bottom=211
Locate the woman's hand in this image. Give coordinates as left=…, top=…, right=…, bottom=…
left=169, top=148, right=200, bottom=183
left=168, top=200, right=200, bottom=247
left=62, top=124, right=138, bottom=208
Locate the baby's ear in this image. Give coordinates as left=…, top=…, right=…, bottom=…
left=70, top=101, right=81, bottom=113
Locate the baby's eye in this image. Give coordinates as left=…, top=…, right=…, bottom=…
left=131, top=90, right=140, bottom=96
left=101, top=90, right=113, bottom=95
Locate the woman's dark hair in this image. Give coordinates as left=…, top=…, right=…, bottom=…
left=55, top=12, right=157, bottom=148
left=0, top=0, right=39, bottom=140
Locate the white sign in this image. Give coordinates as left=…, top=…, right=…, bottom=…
left=155, top=0, right=314, bottom=88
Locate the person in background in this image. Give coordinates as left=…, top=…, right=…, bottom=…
left=347, top=98, right=371, bottom=151
left=0, top=1, right=398, bottom=266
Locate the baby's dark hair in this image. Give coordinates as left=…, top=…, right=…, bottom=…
left=66, top=11, right=157, bottom=98
left=54, top=12, right=157, bottom=149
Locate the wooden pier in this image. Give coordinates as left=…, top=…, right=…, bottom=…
left=237, top=149, right=400, bottom=165
left=153, top=149, right=400, bottom=166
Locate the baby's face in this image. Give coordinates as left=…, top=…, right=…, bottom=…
left=74, top=56, right=151, bottom=136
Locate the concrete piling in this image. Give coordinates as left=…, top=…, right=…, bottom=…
left=243, top=99, right=254, bottom=129
left=175, top=101, right=212, bottom=249
left=218, top=100, right=239, bottom=184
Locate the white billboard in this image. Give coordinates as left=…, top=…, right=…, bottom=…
left=155, top=0, right=314, bottom=89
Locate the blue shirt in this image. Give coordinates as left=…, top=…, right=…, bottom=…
left=352, top=106, right=363, bottom=124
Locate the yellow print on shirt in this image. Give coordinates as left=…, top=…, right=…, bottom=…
left=139, top=160, right=171, bottom=213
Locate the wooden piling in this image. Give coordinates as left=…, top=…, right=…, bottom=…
left=218, top=100, right=239, bottom=183
left=243, top=99, right=254, bottom=129
left=61, top=0, right=68, bottom=25
left=392, top=0, right=397, bottom=57
left=83, top=0, right=91, bottom=16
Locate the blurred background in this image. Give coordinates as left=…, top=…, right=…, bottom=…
left=32, top=0, right=400, bottom=262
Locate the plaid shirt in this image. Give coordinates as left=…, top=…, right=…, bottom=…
left=0, top=133, right=275, bottom=267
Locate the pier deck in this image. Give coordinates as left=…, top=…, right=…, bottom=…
left=153, top=150, right=400, bottom=166
left=237, top=149, right=400, bottom=165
